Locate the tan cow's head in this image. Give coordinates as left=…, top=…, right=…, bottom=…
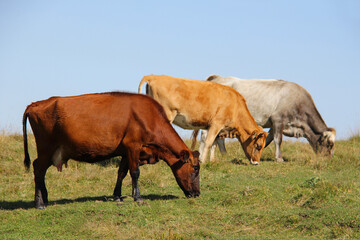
left=241, top=130, right=268, bottom=165
left=315, top=128, right=336, bottom=157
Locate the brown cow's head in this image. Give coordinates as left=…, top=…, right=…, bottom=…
left=171, top=150, right=200, bottom=198
left=315, top=128, right=336, bottom=157
left=241, top=130, right=268, bottom=165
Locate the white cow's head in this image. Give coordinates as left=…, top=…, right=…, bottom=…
left=316, top=128, right=336, bottom=156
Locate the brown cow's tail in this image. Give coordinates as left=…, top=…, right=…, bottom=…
left=138, top=75, right=152, bottom=94
left=190, top=130, right=200, bottom=150
left=23, top=110, right=31, bottom=171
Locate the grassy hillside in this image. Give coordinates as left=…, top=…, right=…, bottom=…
left=0, top=133, right=359, bottom=239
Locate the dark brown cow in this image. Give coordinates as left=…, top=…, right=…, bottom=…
left=23, top=92, right=200, bottom=209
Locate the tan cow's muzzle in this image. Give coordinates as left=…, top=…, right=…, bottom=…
left=250, top=159, right=259, bottom=165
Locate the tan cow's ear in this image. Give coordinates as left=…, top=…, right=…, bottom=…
left=251, top=130, right=258, bottom=140
left=180, top=150, right=190, bottom=163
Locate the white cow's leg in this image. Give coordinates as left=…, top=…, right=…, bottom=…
left=216, top=138, right=227, bottom=154
left=265, top=128, right=274, bottom=148
left=273, top=124, right=284, bottom=162
left=200, top=125, right=222, bottom=163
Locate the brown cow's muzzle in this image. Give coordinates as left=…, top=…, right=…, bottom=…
left=185, top=190, right=200, bottom=198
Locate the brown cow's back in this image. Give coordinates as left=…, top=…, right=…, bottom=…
left=25, top=92, right=176, bottom=162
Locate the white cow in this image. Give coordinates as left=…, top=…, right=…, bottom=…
left=193, top=75, right=336, bottom=162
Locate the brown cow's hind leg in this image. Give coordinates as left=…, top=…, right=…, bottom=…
left=33, top=158, right=51, bottom=209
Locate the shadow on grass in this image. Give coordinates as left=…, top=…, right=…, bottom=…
left=230, top=158, right=249, bottom=165
left=230, top=157, right=288, bottom=165
left=262, top=157, right=289, bottom=162
left=142, top=194, right=178, bottom=201
left=0, top=194, right=179, bottom=210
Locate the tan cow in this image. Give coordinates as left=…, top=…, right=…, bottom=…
left=138, top=75, right=268, bottom=164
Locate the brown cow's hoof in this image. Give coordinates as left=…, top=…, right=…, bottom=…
left=36, top=204, right=46, bottom=209
left=114, top=196, right=124, bottom=203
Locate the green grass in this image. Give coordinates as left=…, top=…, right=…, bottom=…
left=1, top=133, right=359, bottom=239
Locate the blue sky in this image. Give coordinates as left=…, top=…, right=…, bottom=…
left=0, top=0, right=359, bottom=139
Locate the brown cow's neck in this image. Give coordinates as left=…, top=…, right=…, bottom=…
left=153, top=124, right=189, bottom=166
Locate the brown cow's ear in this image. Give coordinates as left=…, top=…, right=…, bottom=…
left=192, top=151, right=200, bottom=159
left=180, top=150, right=190, bottom=163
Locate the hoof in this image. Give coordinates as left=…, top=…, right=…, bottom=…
left=134, top=198, right=143, bottom=203
left=114, top=196, right=125, bottom=203
left=276, top=157, right=284, bottom=162
left=35, top=204, right=46, bottom=209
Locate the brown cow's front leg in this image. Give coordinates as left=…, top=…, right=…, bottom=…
left=33, top=158, right=51, bottom=209
left=127, top=149, right=142, bottom=202
left=130, top=168, right=141, bottom=202
left=113, top=157, right=129, bottom=202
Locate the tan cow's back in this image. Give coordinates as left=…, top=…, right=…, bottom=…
left=138, top=74, right=267, bottom=163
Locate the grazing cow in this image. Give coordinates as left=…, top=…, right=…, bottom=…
left=138, top=75, right=268, bottom=164
left=193, top=75, right=336, bottom=162
left=23, top=92, right=200, bottom=209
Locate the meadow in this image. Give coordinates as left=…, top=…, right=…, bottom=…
left=0, top=132, right=359, bottom=239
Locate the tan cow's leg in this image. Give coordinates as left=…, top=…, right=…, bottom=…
left=200, top=125, right=222, bottom=163
left=209, top=142, right=217, bottom=162
left=201, top=130, right=227, bottom=162
left=164, top=109, right=177, bottom=123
